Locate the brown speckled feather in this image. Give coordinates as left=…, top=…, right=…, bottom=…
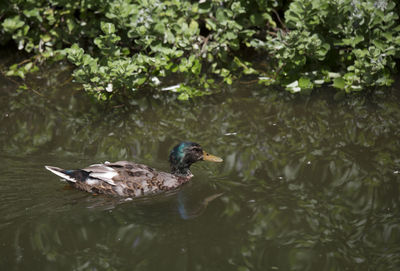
left=72, top=161, right=190, bottom=197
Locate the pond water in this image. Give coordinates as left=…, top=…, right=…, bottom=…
left=1, top=59, right=400, bottom=270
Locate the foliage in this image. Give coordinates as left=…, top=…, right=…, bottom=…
left=0, top=0, right=276, bottom=100
left=1, top=0, right=400, bottom=98
left=258, top=0, right=400, bottom=93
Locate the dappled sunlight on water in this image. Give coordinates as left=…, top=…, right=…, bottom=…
left=1, top=63, right=400, bottom=270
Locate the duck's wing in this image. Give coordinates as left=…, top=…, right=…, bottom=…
left=82, top=163, right=120, bottom=186
left=81, top=161, right=149, bottom=184
left=97, top=161, right=157, bottom=181
left=46, top=161, right=190, bottom=197
left=93, top=161, right=189, bottom=196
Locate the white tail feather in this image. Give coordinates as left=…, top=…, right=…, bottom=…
left=89, top=172, right=117, bottom=185
left=44, top=166, right=77, bottom=183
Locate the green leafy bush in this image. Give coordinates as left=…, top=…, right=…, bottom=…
left=1, top=0, right=400, bottom=99
left=258, top=0, right=400, bottom=93
left=1, top=0, right=278, bottom=99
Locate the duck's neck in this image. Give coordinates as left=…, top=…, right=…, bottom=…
left=171, top=165, right=192, bottom=177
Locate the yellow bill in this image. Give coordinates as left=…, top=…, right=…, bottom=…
left=202, top=151, right=223, bottom=162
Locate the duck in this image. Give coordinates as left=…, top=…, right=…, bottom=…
left=45, top=142, right=223, bottom=197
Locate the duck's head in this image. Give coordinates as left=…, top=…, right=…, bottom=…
left=169, top=142, right=223, bottom=176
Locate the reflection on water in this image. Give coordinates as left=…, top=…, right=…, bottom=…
left=1, top=61, right=400, bottom=270
left=178, top=191, right=224, bottom=220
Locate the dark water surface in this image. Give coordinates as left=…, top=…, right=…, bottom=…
left=1, top=62, right=400, bottom=270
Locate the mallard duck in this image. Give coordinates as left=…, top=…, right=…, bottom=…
left=45, top=142, right=223, bottom=197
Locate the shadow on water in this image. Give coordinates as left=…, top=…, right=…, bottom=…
left=0, top=58, right=400, bottom=270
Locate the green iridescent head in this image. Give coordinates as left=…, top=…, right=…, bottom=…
left=169, top=142, right=223, bottom=176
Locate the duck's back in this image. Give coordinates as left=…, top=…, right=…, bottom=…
left=46, top=161, right=191, bottom=197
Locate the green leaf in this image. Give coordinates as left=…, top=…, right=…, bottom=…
left=373, top=40, right=385, bottom=51
left=24, top=62, right=33, bottom=71
left=100, top=22, right=116, bottom=34
left=178, top=92, right=189, bottom=100
left=205, top=18, right=217, bottom=31
left=134, top=76, right=147, bottom=86
left=41, top=34, right=51, bottom=42
left=23, top=8, right=42, bottom=22
left=298, top=77, right=312, bottom=89
left=198, top=1, right=211, bottom=13
left=154, top=22, right=166, bottom=34
left=354, top=35, right=364, bottom=46
left=225, top=32, right=237, bottom=40
left=188, top=20, right=199, bottom=35
left=66, top=18, right=76, bottom=33
left=2, top=16, right=25, bottom=32
left=216, top=9, right=227, bottom=22
left=333, top=77, right=345, bottom=89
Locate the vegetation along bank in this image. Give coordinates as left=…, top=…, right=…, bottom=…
left=1, top=0, right=400, bottom=100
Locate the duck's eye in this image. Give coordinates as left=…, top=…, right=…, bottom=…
left=192, top=147, right=202, bottom=153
